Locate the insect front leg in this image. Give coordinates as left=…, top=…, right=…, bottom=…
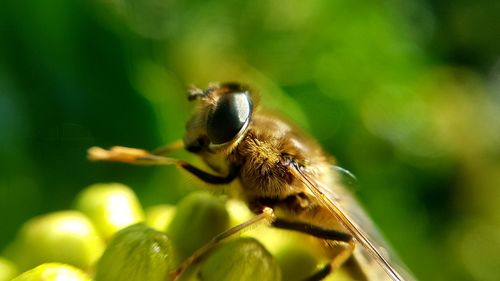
left=170, top=207, right=276, bottom=281
left=87, top=145, right=239, bottom=184
left=272, top=219, right=357, bottom=281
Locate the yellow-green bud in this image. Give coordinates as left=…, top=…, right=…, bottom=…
left=274, top=243, right=319, bottom=281
left=145, top=204, right=176, bottom=232
left=199, top=238, right=281, bottom=281
left=225, top=199, right=253, bottom=228
left=74, top=183, right=145, bottom=239
left=11, top=263, right=90, bottom=281
left=0, top=257, right=18, bottom=281
left=95, top=223, right=176, bottom=281
left=4, top=211, right=104, bottom=271
left=322, top=268, right=353, bottom=281
left=167, top=191, right=229, bottom=260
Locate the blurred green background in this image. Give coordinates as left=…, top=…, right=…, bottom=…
left=0, top=0, right=499, bottom=280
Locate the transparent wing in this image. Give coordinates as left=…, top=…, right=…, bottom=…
left=291, top=163, right=416, bottom=281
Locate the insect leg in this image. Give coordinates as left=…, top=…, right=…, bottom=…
left=180, top=163, right=239, bottom=184
left=170, top=207, right=275, bottom=281
left=272, top=219, right=356, bottom=281
left=87, top=146, right=238, bottom=184
left=272, top=219, right=352, bottom=242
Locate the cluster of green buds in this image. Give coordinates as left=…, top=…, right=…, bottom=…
left=1, top=183, right=350, bottom=281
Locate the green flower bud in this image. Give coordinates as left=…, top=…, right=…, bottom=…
left=274, top=242, right=319, bottom=281
left=74, top=183, right=145, bottom=239
left=234, top=220, right=323, bottom=281
left=167, top=191, right=229, bottom=260
left=95, top=223, right=176, bottom=281
left=271, top=234, right=349, bottom=281
left=4, top=211, right=104, bottom=271
left=11, top=263, right=90, bottom=281
left=225, top=199, right=253, bottom=228
left=145, top=204, right=176, bottom=232
left=199, top=238, right=281, bottom=281
left=0, top=257, right=18, bottom=281
left=322, top=268, right=354, bottom=281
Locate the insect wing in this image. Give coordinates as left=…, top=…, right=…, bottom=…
left=291, top=164, right=416, bottom=281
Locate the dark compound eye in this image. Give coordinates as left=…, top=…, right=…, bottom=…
left=207, top=92, right=253, bottom=145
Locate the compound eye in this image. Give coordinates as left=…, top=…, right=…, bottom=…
left=207, top=92, right=252, bottom=145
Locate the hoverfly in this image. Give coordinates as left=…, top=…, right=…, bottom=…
left=88, top=82, right=415, bottom=281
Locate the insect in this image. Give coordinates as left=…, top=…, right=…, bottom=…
left=88, top=82, right=415, bottom=281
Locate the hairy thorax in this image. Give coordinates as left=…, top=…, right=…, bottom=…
left=230, top=113, right=329, bottom=205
